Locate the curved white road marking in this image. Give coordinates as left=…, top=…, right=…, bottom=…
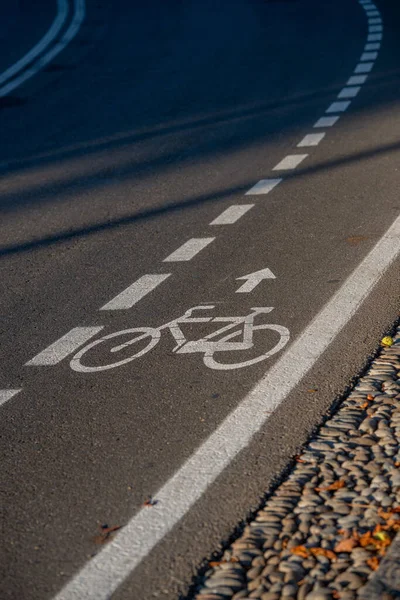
left=0, top=0, right=69, bottom=87
left=0, top=0, right=86, bottom=97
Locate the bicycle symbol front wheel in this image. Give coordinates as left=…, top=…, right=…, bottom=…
left=70, top=327, right=160, bottom=372
left=203, top=324, right=289, bottom=370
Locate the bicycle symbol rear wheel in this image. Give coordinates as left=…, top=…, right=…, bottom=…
left=203, top=324, right=289, bottom=370
left=70, top=327, right=159, bottom=372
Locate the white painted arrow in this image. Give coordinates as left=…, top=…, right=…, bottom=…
left=236, top=268, right=276, bottom=293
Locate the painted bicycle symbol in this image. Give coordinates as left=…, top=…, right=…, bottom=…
left=70, top=305, right=290, bottom=372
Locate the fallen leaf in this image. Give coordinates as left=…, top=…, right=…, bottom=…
left=291, top=545, right=309, bottom=559
left=94, top=524, right=122, bottom=545
left=332, top=591, right=341, bottom=600
left=315, top=480, right=345, bottom=492
left=295, top=456, right=306, bottom=463
left=307, top=388, right=318, bottom=393
left=310, top=547, right=337, bottom=561
left=382, top=336, right=394, bottom=347
left=347, top=235, right=369, bottom=245
left=143, top=496, right=158, bottom=507
left=366, top=394, right=375, bottom=401
left=367, top=556, right=380, bottom=571
left=334, top=538, right=358, bottom=553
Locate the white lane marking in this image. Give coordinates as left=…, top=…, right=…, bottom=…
left=236, top=268, right=275, bottom=293
left=210, top=205, right=254, bottom=225
left=313, top=116, right=339, bottom=128
left=354, top=62, right=374, bottom=74
left=347, top=75, right=367, bottom=85
left=368, top=18, right=382, bottom=24
left=100, top=274, right=171, bottom=310
left=361, top=51, right=378, bottom=60
left=163, top=238, right=215, bottom=262
left=369, top=25, right=383, bottom=32
left=26, top=327, right=104, bottom=366
left=297, top=133, right=325, bottom=147
left=54, top=211, right=400, bottom=600
left=245, top=178, right=282, bottom=195
left=338, top=86, right=361, bottom=99
left=0, top=389, right=22, bottom=408
left=326, top=101, right=351, bottom=113
left=367, top=33, right=382, bottom=41
left=365, top=42, right=380, bottom=50
left=366, top=10, right=380, bottom=16
left=0, top=0, right=86, bottom=97
left=0, top=0, right=68, bottom=87
left=272, top=155, right=308, bottom=170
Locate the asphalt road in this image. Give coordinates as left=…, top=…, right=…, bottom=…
left=1, top=0, right=400, bottom=599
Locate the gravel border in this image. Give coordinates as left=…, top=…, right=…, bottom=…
left=192, top=327, right=400, bottom=600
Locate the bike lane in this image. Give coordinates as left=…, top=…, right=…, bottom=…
left=1, top=0, right=400, bottom=599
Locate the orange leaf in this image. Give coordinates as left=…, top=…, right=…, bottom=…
left=332, top=592, right=341, bottom=600
left=315, top=480, right=345, bottom=492
left=367, top=394, right=374, bottom=401
left=291, top=545, right=309, bottom=559
left=335, top=538, right=358, bottom=553
left=310, top=547, right=337, bottom=561
left=295, top=456, right=306, bottom=463
left=367, top=556, right=380, bottom=571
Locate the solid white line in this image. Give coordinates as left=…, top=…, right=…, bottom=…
left=364, top=43, right=380, bottom=51
left=0, top=0, right=86, bottom=97
left=367, top=33, right=382, bottom=41
left=347, top=75, right=367, bottom=85
left=210, top=205, right=254, bottom=225
left=326, top=101, right=351, bottom=113
left=245, top=178, right=282, bottom=195
left=26, top=327, right=104, bottom=366
left=354, top=62, right=374, bottom=74
left=361, top=51, right=378, bottom=60
left=54, top=211, right=400, bottom=600
left=338, top=86, right=361, bottom=99
left=0, top=0, right=69, bottom=87
left=100, top=274, right=171, bottom=310
left=313, top=116, right=339, bottom=128
left=163, top=238, right=215, bottom=262
left=0, top=389, right=22, bottom=408
left=272, top=155, right=308, bottom=170
left=297, top=133, right=325, bottom=147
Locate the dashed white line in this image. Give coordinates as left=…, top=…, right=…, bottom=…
left=272, top=155, right=308, bottom=170
left=100, top=274, right=171, bottom=310
left=368, top=18, right=382, bottom=25
left=338, top=86, right=361, bottom=99
left=0, top=389, right=22, bottom=408
left=163, top=238, right=215, bottom=262
left=369, top=25, right=383, bottom=32
left=313, top=116, right=339, bottom=128
left=210, top=205, right=254, bottom=225
left=366, top=10, right=380, bottom=17
left=297, top=133, right=325, bottom=147
left=245, top=178, right=282, bottom=195
left=347, top=74, right=367, bottom=85
left=354, top=62, right=374, bottom=74
left=364, top=43, right=380, bottom=50
left=361, top=51, right=378, bottom=60
left=367, top=33, right=382, bottom=41
left=326, top=101, right=351, bottom=113
left=26, top=327, right=104, bottom=366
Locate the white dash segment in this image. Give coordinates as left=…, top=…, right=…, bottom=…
left=364, top=43, right=380, bottom=51
left=354, top=62, right=374, bottom=74
left=369, top=25, right=383, bottom=32
left=347, top=75, right=368, bottom=85
left=366, top=10, right=380, bottom=16
left=313, top=116, right=339, bottom=128
left=0, top=389, right=21, bottom=407
left=273, top=154, right=308, bottom=170
left=297, top=133, right=325, bottom=147
left=163, top=238, right=215, bottom=262
left=361, top=51, right=378, bottom=60
left=368, top=18, right=382, bottom=24
left=338, top=86, right=361, bottom=99
left=26, top=327, right=104, bottom=366
left=210, top=205, right=254, bottom=225
left=100, top=274, right=171, bottom=310
left=54, top=209, right=400, bottom=600
left=245, top=178, right=282, bottom=195
left=326, top=101, right=351, bottom=113
left=367, top=33, right=382, bottom=41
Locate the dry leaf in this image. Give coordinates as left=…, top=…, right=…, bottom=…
left=291, top=545, right=309, bottom=559
left=307, top=389, right=318, bottom=393
left=332, top=591, right=341, bottom=600
left=366, top=394, right=375, bottom=401
left=315, top=480, right=345, bottom=492
left=347, top=235, right=369, bottom=245
left=143, top=496, right=158, bottom=507
left=310, top=547, right=337, bottom=561
left=367, top=556, right=380, bottom=571
left=335, top=537, right=358, bottom=553
left=94, top=524, right=122, bottom=545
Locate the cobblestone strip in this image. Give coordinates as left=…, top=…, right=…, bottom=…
left=193, top=329, right=400, bottom=600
